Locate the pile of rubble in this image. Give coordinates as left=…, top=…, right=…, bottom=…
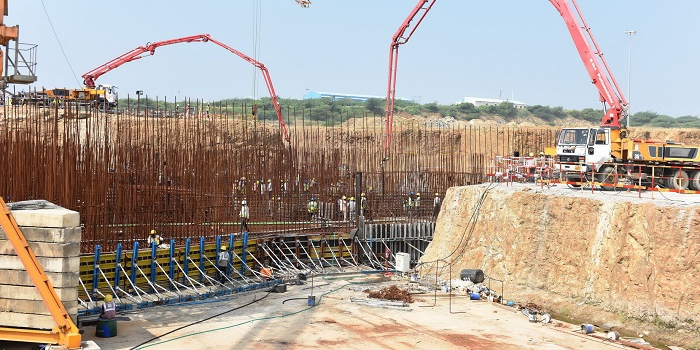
left=367, top=285, right=414, bottom=303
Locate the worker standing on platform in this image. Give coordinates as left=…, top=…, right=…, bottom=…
left=406, top=192, right=416, bottom=218
left=307, top=197, right=319, bottom=221
left=432, top=192, right=441, bottom=220
left=360, top=192, right=368, bottom=218
left=238, top=176, right=247, bottom=196
left=100, top=294, right=116, bottom=320
left=415, top=193, right=422, bottom=218
left=239, top=200, right=250, bottom=233
left=348, top=196, right=356, bottom=221
left=338, top=195, right=347, bottom=221
left=267, top=179, right=273, bottom=198
left=217, top=246, right=230, bottom=282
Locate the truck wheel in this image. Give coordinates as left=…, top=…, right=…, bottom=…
left=666, top=169, right=689, bottom=190
left=690, top=171, right=700, bottom=190
left=598, top=166, right=618, bottom=191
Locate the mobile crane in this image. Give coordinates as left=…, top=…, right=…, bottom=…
left=81, top=33, right=290, bottom=143
left=384, top=0, right=700, bottom=191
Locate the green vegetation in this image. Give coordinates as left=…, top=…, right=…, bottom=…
left=118, top=96, right=700, bottom=129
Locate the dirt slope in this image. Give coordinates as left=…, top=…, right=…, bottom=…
left=421, top=184, right=700, bottom=348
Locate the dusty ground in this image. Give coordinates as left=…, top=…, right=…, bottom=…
left=51, top=273, right=648, bottom=350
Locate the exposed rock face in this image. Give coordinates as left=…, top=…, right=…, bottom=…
left=421, top=184, right=699, bottom=344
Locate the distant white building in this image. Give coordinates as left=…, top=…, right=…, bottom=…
left=456, top=97, right=527, bottom=109
left=304, top=91, right=416, bottom=103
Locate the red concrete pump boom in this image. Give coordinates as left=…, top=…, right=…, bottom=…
left=383, top=0, right=629, bottom=158
left=549, top=0, right=628, bottom=127
left=384, top=0, right=437, bottom=161
left=82, top=33, right=290, bottom=143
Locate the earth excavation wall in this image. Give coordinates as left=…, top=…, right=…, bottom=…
left=421, top=185, right=699, bottom=347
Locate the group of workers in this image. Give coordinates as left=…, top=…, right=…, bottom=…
left=404, top=192, right=442, bottom=220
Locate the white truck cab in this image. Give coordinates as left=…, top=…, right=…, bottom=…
left=556, top=127, right=613, bottom=176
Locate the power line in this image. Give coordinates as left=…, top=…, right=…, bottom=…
left=39, top=0, right=81, bottom=88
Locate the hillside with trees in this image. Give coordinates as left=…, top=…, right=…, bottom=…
left=120, top=96, right=700, bottom=128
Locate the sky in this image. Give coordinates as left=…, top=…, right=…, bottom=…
left=9, top=1, right=700, bottom=117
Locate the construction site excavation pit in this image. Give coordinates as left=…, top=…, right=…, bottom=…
left=420, top=182, right=700, bottom=349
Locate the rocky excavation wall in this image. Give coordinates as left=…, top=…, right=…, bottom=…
left=421, top=185, right=699, bottom=334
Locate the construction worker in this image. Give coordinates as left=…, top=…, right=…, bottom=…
left=267, top=179, right=273, bottom=198
left=348, top=196, right=356, bottom=221
left=238, top=176, right=247, bottom=195
left=360, top=192, right=369, bottom=220
left=406, top=192, right=416, bottom=218
left=147, top=229, right=164, bottom=248
left=432, top=192, right=441, bottom=220
left=415, top=193, right=421, bottom=217
left=100, top=294, right=116, bottom=320
left=276, top=196, right=284, bottom=221
left=307, top=197, right=319, bottom=221
left=280, top=178, right=289, bottom=195
left=217, top=246, right=230, bottom=282
left=239, top=200, right=250, bottom=233
left=338, top=195, right=348, bottom=221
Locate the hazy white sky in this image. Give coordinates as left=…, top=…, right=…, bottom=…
left=10, top=1, right=700, bottom=117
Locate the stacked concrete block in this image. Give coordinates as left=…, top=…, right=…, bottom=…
left=0, top=200, right=81, bottom=330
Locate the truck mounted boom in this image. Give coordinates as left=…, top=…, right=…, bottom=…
left=82, top=34, right=290, bottom=143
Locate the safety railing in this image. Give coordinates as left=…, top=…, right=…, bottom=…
left=489, top=157, right=700, bottom=196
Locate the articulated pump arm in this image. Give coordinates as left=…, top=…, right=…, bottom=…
left=384, top=0, right=437, bottom=160
left=549, top=0, right=628, bottom=127
left=82, top=34, right=290, bottom=143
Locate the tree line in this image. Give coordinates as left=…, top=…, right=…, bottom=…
left=119, top=96, right=698, bottom=129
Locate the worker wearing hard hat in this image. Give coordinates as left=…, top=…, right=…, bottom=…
left=348, top=196, right=356, bottom=221
left=415, top=193, right=422, bottom=218
left=239, top=200, right=250, bottom=233
left=406, top=192, right=416, bottom=218
left=100, top=294, right=116, bottom=320
left=432, top=192, right=442, bottom=220
left=338, top=195, right=348, bottom=222
left=217, top=246, right=230, bottom=282
left=307, top=197, right=319, bottom=221
left=147, top=229, right=161, bottom=247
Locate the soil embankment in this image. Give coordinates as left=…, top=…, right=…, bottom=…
left=421, top=184, right=700, bottom=348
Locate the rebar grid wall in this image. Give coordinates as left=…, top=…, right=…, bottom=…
left=0, top=99, right=556, bottom=252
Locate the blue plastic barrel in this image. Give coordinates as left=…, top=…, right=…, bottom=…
left=580, top=324, right=594, bottom=334
left=96, top=318, right=118, bottom=338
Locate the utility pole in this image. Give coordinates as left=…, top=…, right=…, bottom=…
left=625, top=30, right=637, bottom=128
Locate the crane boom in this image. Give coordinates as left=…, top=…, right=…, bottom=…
left=384, top=0, right=437, bottom=160
left=549, top=0, right=628, bottom=127
left=82, top=34, right=290, bottom=143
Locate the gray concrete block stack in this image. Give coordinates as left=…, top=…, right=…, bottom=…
left=0, top=200, right=81, bottom=330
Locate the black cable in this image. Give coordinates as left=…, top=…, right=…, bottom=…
left=418, top=182, right=497, bottom=267
left=129, top=284, right=278, bottom=350
left=39, top=0, right=82, bottom=87
left=282, top=297, right=308, bottom=304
